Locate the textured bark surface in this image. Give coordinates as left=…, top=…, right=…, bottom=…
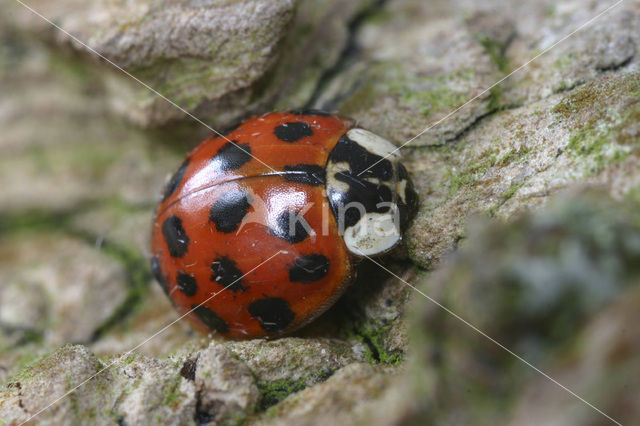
left=1, top=0, right=639, bottom=424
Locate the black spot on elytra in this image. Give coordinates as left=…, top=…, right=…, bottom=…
left=192, top=305, right=229, bottom=334
left=274, top=122, right=314, bottom=142
left=283, top=164, right=325, bottom=186
left=212, top=141, right=252, bottom=171
left=211, top=257, right=246, bottom=292
left=209, top=190, right=251, bottom=233
left=248, top=298, right=295, bottom=332
left=289, top=255, right=330, bottom=283
left=162, top=158, right=190, bottom=201
left=270, top=210, right=309, bottom=243
left=151, top=255, right=169, bottom=295
left=162, top=215, right=190, bottom=258
left=289, top=108, right=332, bottom=117
left=176, top=271, right=198, bottom=296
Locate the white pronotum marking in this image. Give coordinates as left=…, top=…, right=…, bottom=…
left=343, top=211, right=401, bottom=256
left=326, top=128, right=404, bottom=256
left=326, top=161, right=352, bottom=194
left=346, top=128, right=400, bottom=158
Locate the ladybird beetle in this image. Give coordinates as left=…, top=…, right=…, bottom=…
left=151, top=111, right=418, bottom=339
